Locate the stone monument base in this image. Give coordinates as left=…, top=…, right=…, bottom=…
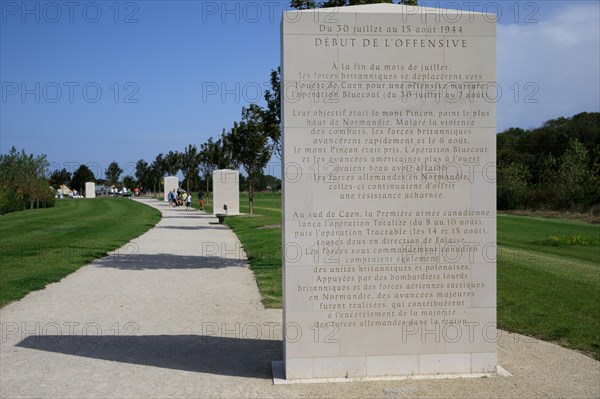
left=271, top=361, right=511, bottom=385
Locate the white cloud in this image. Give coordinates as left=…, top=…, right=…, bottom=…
left=497, top=3, right=600, bottom=130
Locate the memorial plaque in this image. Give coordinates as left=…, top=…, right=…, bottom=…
left=164, top=176, right=179, bottom=202
left=282, top=4, right=497, bottom=380
left=85, top=182, right=95, bottom=199
left=213, top=169, right=240, bottom=215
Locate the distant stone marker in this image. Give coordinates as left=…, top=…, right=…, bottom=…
left=85, top=182, right=96, bottom=199
left=281, top=4, right=497, bottom=380
left=164, top=176, right=179, bottom=202
left=212, top=169, right=240, bottom=215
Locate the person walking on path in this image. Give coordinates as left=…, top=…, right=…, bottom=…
left=186, top=192, right=192, bottom=211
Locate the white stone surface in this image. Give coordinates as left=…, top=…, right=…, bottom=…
left=85, top=182, right=96, bottom=199
left=282, top=4, right=496, bottom=380
left=213, top=169, right=240, bottom=215
left=163, top=176, right=179, bottom=202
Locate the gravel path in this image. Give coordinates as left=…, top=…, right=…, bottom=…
left=1, top=198, right=598, bottom=398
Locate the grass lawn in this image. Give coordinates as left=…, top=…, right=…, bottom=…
left=497, top=215, right=599, bottom=358
left=0, top=198, right=161, bottom=307
left=223, top=193, right=282, bottom=308
left=224, top=192, right=600, bottom=359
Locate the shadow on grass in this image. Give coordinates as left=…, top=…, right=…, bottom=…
left=95, top=254, right=247, bottom=270
left=17, top=335, right=282, bottom=378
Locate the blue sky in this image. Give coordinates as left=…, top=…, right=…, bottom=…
left=1, top=1, right=599, bottom=179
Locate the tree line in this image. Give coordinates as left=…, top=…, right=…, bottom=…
left=0, top=147, right=55, bottom=214
left=47, top=78, right=281, bottom=215
left=497, top=112, right=600, bottom=212
left=7, top=111, right=597, bottom=216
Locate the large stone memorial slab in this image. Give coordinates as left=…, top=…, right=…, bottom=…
left=282, top=4, right=497, bottom=380
left=213, top=169, right=240, bottom=215
left=85, top=182, right=96, bottom=199
left=164, top=176, right=179, bottom=201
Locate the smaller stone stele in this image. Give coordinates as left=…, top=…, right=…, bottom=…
left=212, top=169, right=240, bottom=216
left=164, top=176, right=179, bottom=202
left=85, top=182, right=96, bottom=199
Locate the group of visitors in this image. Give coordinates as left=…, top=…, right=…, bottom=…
left=168, top=189, right=206, bottom=211
left=111, top=187, right=125, bottom=196
left=168, top=189, right=189, bottom=210
left=167, top=189, right=206, bottom=211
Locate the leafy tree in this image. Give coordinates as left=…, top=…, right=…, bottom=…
left=197, top=134, right=238, bottom=202
left=497, top=163, right=530, bottom=210
left=135, top=159, right=151, bottom=189
left=291, top=0, right=410, bottom=8
left=320, top=0, right=345, bottom=6
left=150, top=153, right=167, bottom=193
left=256, top=173, right=282, bottom=191
left=558, top=139, right=600, bottom=209
left=180, top=144, right=203, bottom=192
left=0, top=147, right=53, bottom=213
left=105, top=161, right=123, bottom=185
left=291, top=0, right=316, bottom=8
left=71, top=165, right=96, bottom=193
left=215, top=131, right=237, bottom=169
left=497, top=112, right=600, bottom=211
left=229, top=104, right=273, bottom=215
left=151, top=153, right=166, bottom=177
left=264, top=67, right=282, bottom=157
left=497, top=128, right=532, bottom=166
left=181, top=175, right=201, bottom=193
left=322, top=0, right=392, bottom=7
left=49, top=168, right=72, bottom=189
left=164, top=151, right=181, bottom=176
left=239, top=174, right=248, bottom=191
left=122, top=176, right=136, bottom=191
left=199, top=137, right=220, bottom=195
